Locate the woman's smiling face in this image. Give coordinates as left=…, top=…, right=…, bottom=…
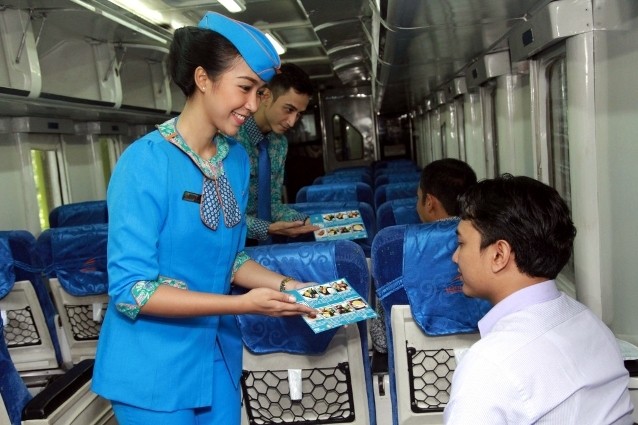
left=204, top=57, right=265, bottom=136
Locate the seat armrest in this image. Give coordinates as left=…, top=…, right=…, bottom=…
left=22, top=359, right=94, bottom=420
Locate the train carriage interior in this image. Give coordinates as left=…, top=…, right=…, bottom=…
left=1, top=0, right=638, bottom=424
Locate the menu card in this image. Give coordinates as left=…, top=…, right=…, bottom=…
left=309, top=210, right=367, bottom=241
left=286, top=278, right=377, bottom=333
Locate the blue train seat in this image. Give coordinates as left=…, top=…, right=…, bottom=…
left=371, top=222, right=491, bottom=425
left=374, top=171, right=421, bottom=188
left=374, top=181, right=419, bottom=209
left=296, top=181, right=374, bottom=206
left=376, top=197, right=420, bottom=231
left=290, top=201, right=376, bottom=257
left=0, top=238, right=35, bottom=425
left=0, top=232, right=60, bottom=371
left=0, top=237, right=115, bottom=425
left=0, top=230, right=62, bottom=365
left=49, top=200, right=108, bottom=228
left=236, top=240, right=376, bottom=425
left=373, top=159, right=417, bottom=170
left=329, top=166, right=372, bottom=177
left=36, top=224, right=109, bottom=364
left=314, top=173, right=373, bottom=186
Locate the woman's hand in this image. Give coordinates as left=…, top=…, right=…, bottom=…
left=242, top=287, right=317, bottom=318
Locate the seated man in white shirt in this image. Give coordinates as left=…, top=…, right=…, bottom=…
left=444, top=174, right=634, bottom=425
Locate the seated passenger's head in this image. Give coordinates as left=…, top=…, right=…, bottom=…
left=417, top=158, right=477, bottom=223
left=454, top=174, right=577, bottom=302
left=255, top=63, right=313, bottom=134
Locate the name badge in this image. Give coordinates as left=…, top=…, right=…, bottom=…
left=182, top=191, right=202, bottom=204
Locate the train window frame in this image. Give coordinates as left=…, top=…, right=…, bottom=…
left=463, top=92, right=488, bottom=179
left=29, top=137, right=70, bottom=231
left=455, top=97, right=467, bottom=161
left=99, top=135, right=119, bottom=188
left=480, top=80, right=498, bottom=178
left=532, top=43, right=575, bottom=296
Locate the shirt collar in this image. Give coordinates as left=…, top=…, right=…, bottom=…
left=244, top=116, right=268, bottom=146
left=478, top=280, right=560, bottom=336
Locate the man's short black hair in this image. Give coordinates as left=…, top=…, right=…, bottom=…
left=420, top=158, right=477, bottom=216
left=268, top=63, right=313, bottom=100
left=458, top=174, right=577, bottom=279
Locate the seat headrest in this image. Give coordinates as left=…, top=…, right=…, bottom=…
left=0, top=238, right=15, bottom=299
left=37, top=224, right=108, bottom=296
left=402, top=221, right=491, bottom=335
left=237, top=240, right=368, bottom=354
left=49, top=200, right=108, bottom=228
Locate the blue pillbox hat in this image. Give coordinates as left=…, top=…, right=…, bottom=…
left=198, top=11, right=281, bottom=82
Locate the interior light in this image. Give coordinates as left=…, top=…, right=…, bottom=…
left=107, top=0, right=164, bottom=25
left=171, top=19, right=188, bottom=30
left=264, top=32, right=286, bottom=55
left=101, top=11, right=168, bottom=44
left=69, top=0, right=96, bottom=12
left=217, top=0, right=246, bottom=13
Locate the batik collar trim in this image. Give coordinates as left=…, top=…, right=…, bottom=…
left=156, top=117, right=229, bottom=180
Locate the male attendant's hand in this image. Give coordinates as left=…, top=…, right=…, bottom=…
left=268, top=220, right=319, bottom=237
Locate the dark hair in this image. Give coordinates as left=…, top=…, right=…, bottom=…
left=420, top=158, right=477, bottom=215
left=267, top=63, right=313, bottom=100
left=458, top=174, right=577, bottom=279
left=168, top=26, right=240, bottom=97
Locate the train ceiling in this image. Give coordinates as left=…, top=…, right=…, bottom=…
left=0, top=0, right=552, bottom=115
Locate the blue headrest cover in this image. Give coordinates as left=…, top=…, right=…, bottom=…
left=0, top=238, right=15, bottom=299
left=49, top=200, right=108, bottom=228
left=402, top=220, right=491, bottom=335
left=39, top=225, right=108, bottom=296
left=386, top=181, right=418, bottom=200
left=238, top=241, right=355, bottom=354
left=392, top=199, right=420, bottom=225
left=306, top=183, right=358, bottom=202
left=198, top=11, right=280, bottom=82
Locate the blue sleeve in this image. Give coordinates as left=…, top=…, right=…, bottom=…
left=106, top=137, right=169, bottom=313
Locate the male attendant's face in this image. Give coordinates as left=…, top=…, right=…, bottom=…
left=262, top=88, right=310, bottom=134
left=453, top=220, right=492, bottom=300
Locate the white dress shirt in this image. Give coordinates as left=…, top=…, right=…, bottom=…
left=444, top=280, right=634, bottom=424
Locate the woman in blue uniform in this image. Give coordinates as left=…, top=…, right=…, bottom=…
left=92, top=12, right=315, bottom=425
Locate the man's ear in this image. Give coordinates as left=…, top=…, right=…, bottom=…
left=491, top=239, right=513, bottom=273
left=426, top=193, right=439, bottom=213
left=261, top=88, right=273, bottom=104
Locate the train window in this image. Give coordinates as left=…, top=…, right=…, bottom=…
left=463, top=92, right=488, bottom=179
left=31, top=149, right=65, bottom=230
left=99, top=136, right=118, bottom=187
left=441, top=122, right=448, bottom=157
left=332, top=114, right=363, bottom=161
left=494, top=72, right=534, bottom=177
left=547, top=57, right=570, bottom=207
left=484, top=82, right=499, bottom=177
left=456, top=99, right=467, bottom=161
left=545, top=55, right=574, bottom=281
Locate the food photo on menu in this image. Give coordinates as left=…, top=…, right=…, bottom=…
left=286, top=278, right=377, bottom=333
left=309, top=210, right=367, bottom=242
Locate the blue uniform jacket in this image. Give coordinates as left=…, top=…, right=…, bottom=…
left=92, top=129, right=249, bottom=411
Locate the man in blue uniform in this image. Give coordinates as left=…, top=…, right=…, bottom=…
left=233, top=63, right=318, bottom=243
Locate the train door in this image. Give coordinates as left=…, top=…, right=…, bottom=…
left=320, top=87, right=377, bottom=173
